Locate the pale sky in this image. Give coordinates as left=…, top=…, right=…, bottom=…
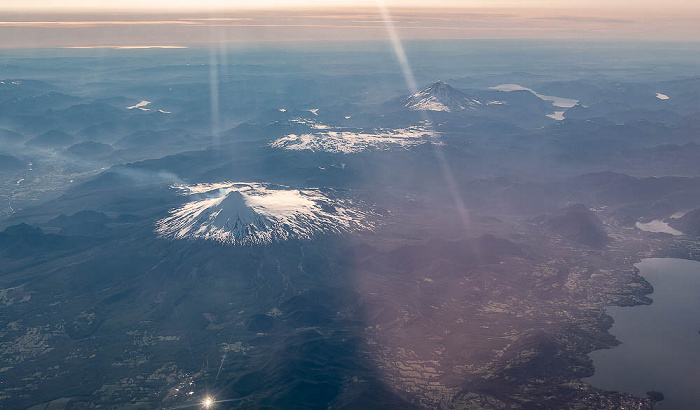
left=2, top=0, right=699, bottom=12
left=0, top=1, right=698, bottom=47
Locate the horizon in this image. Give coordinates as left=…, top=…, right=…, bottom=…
left=1, top=7, right=699, bottom=48
left=2, top=0, right=700, bottom=12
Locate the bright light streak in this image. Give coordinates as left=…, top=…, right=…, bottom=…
left=202, top=396, right=214, bottom=408
left=376, top=0, right=417, bottom=93
left=209, top=44, right=220, bottom=138
left=376, top=0, right=474, bottom=235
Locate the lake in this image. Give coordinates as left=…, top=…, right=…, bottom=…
left=586, top=258, right=700, bottom=409
left=635, top=220, right=683, bottom=235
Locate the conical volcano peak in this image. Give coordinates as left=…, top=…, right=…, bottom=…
left=156, top=182, right=375, bottom=245
left=403, top=81, right=481, bottom=112
left=427, top=80, right=449, bottom=89
left=421, top=81, right=462, bottom=98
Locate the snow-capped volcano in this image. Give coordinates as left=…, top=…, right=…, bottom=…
left=155, top=182, right=373, bottom=245
left=402, top=81, right=482, bottom=112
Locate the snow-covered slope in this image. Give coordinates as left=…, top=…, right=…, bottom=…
left=156, top=182, right=373, bottom=245
left=269, top=123, right=438, bottom=153
left=402, top=81, right=482, bottom=112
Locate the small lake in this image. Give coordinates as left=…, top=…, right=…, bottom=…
left=636, top=220, right=683, bottom=235
left=491, top=83, right=579, bottom=108
left=491, top=84, right=579, bottom=121
left=586, top=258, right=700, bottom=409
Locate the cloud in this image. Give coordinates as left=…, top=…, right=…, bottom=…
left=534, top=16, right=635, bottom=24
left=61, top=45, right=187, bottom=49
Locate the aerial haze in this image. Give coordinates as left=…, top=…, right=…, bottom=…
left=1, top=1, right=699, bottom=409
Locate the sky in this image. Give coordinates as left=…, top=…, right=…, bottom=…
left=1, top=0, right=699, bottom=12
left=0, top=1, right=698, bottom=47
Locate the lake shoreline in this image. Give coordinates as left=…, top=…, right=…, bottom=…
left=585, top=258, right=700, bottom=409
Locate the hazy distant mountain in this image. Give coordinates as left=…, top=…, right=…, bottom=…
left=668, top=208, right=700, bottom=236
left=65, top=141, right=114, bottom=158
left=401, top=81, right=483, bottom=112
left=0, top=128, right=24, bottom=146
left=46, top=210, right=111, bottom=236
left=0, top=154, right=25, bottom=171
left=0, top=223, right=85, bottom=257
left=565, top=102, right=682, bottom=123
left=0, top=79, right=58, bottom=101
left=19, top=102, right=135, bottom=135
left=115, top=129, right=189, bottom=149
left=0, top=91, right=82, bottom=115
left=25, top=129, right=75, bottom=148
left=544, top=204, right=610, bottom=248
left=388, top=80, right=556, bottom=128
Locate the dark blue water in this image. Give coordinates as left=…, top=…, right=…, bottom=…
left=586, top=258, right=700, bottom=409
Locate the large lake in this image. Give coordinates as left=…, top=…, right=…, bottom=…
left=586, top=258, right=700, bottom=409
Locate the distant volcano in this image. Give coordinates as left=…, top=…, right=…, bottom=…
left=156, top=182, right=374, bottom=245
left=402, top=81, right=482, bottom=112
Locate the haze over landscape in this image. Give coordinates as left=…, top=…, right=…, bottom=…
left=1, top=1, right=700, bottom=409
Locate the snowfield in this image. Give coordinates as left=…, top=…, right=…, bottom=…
left=156, top=182, right=374, bottom=245
left=270, top=122, right=438, bottom=154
